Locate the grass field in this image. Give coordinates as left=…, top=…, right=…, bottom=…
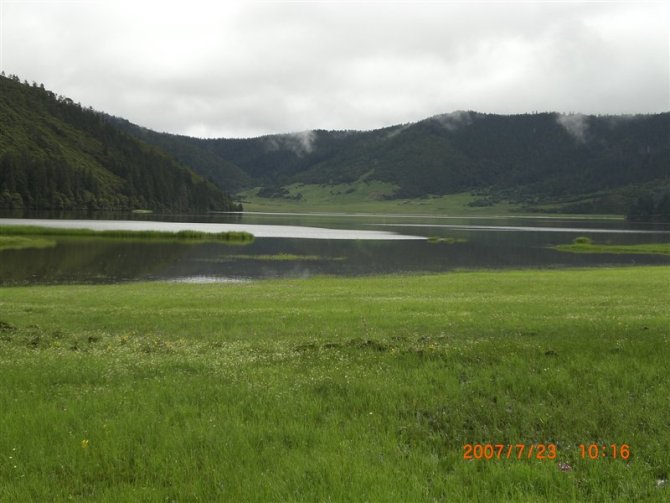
left=1, top=267, right=668, bottom=501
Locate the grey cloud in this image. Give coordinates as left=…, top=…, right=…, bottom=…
left=265, top=130, right=317, bottom=156
left=384, top=124, right=411, bottom=140
left=434, top=111, right=474, bottom=131
left=556, top=114, right=589, bottom=143
left=2, top=1, right=667, bottom=138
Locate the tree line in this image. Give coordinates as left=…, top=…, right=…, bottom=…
left=626, top=193, right=670, bottom=223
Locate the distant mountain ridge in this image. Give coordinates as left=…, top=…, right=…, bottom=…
left=111, top=110, right=670, bottom=214
left=0, top=75, right=239, bottom=212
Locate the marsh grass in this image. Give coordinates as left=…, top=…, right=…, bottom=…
left=0, top=235, right=56, bottom=251
left=0, top=225, right=254, bottom=243
left=229, top=253, right=345, bottom=261
left=554, top=238, right=670, bottom=256
left=427, top=236, right=468, bottom=244
left=0, top=266, right=668, bottom=501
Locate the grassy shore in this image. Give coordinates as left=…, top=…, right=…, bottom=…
left=1, top=267, right=668, bottom=501
left=554, top=241, right=670, bottom=256
left=0, top=225, right=254, bottom=243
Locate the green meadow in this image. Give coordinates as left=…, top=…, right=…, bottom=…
left=1, top=266, right=668, bottom=501
left=237, top=184, right=625, bottom=219
left=239, top=185, right=526, bottom=215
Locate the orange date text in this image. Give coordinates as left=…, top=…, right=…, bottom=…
left=463, top=443, right=558, bottom=460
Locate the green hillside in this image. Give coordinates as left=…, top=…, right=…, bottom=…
left=0, top=75, right=239, bottom=212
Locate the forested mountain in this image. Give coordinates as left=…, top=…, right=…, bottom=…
left=113, top=111, right=669, bottom=214
left=0, top=75, right=239, bottom=212
left=2, top=71, right=666, bottom=215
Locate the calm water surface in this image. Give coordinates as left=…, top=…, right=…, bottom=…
left=1, top=211, right=668, bottom=285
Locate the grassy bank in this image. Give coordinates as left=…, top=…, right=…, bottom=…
left=554, top=240, right=670, bottom=256
left=1, top=267, right=668, bottom=501
left=0, top=225, right=254, bottom=243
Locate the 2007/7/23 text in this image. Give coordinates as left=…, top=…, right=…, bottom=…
left=463, top=443, right=557, bottom=460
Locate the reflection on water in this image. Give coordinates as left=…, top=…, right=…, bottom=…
left=169, top=276, right=251, bottom=284
left=0, top=211, right=668, bottom=285
left=375, top=223, right=670, bottom=234
left=0, top=218, right=423, bottom=241
left=0, top=239, right=192, bottom=285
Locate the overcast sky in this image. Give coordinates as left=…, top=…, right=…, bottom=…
left=1, top=0, right=668, bottom=138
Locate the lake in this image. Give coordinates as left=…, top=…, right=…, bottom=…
left=1, top=211, right=669, bottom=285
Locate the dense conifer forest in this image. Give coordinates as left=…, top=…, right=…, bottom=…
left=0, top=75, right=239, bottom=212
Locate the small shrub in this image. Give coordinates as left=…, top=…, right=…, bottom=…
left=573, top=236, right=592, bottom=245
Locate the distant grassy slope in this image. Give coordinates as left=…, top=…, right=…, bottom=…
left=0, top=75, right=239, bottom=212
left=0, top=267, right=668, bottom=500
left=239, top=184, right=570, bottom=216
